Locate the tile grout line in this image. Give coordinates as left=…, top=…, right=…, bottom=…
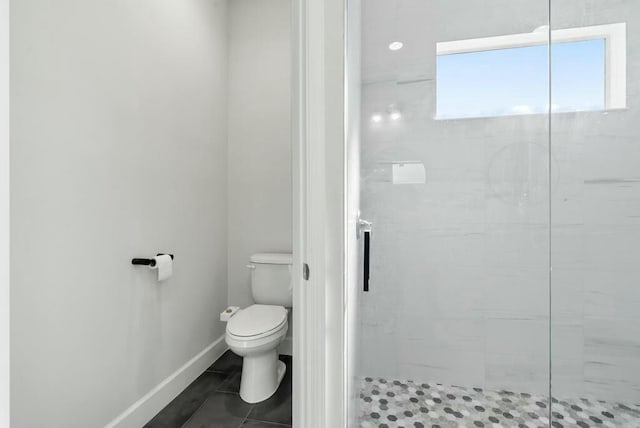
left=178, top=370, right=237, bottom=428
left=244, top=419, right=292, bottom=427
left=237, top=402, right=255, bottom=428
left=237, top=414, right=249, bottom=428
left=241, top=417, right=292, bottom=428
left=179, top=398, right=209, bottom=428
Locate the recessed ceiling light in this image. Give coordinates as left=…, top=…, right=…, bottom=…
left=371, top=114, right=383, bottom=123
left=389, top=111, right=402, bottom=121
left=388, top=41, right=404, bottom=51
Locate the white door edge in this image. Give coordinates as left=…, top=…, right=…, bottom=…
left=0, top=0, right=10, bottom=424
left=292, top=0, right=347, bottom=427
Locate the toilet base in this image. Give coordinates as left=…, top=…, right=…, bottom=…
left=239, top=350, right=286, bottom=403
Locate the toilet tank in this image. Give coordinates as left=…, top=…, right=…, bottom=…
left=249, top=253, right=293, bottom=306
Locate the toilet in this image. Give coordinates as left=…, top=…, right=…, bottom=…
left=224, top=253, right=292, bottom=403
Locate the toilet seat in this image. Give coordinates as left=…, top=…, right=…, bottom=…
left=226, top=304, right=287, bottom=340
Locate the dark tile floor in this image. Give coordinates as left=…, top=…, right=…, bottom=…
left=145, top=351, right=292, bottom=428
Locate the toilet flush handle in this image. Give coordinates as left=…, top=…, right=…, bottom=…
left=246, top=264, right=256, bottom=270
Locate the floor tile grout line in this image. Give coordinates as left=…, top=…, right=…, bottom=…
left=178, top=376, right=242, bottom=428
left=179, top=391, right=253, bottom=428
left=148, top=370, right=233, bottom=427
left=179, top=398, right=209, bottom=428
left=243, top=417, right=292, bottom=427
left=237, top=402, right=255, bottom=428
left=237, top=415, right=248, bottom=428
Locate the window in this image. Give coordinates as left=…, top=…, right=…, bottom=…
left=435, top=23, right=626, bottom=120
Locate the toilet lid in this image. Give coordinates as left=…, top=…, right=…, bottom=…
left=227, top=304, right=287, bottom=337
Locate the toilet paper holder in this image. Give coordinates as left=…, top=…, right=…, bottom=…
left=131, top=254, right=174, bottom=267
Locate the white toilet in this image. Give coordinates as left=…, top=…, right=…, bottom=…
left=224, top=253, right=292, bottom=403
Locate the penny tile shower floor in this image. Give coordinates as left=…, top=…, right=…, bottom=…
left=359, top=377, right=640, bottom=428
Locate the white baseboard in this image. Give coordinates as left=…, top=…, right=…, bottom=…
left=279, top=336, right=293, bottom=356
left=105, top=335, right=228, bottom=428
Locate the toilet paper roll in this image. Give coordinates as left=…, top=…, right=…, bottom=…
left=150, top=254, right=173, bottom=281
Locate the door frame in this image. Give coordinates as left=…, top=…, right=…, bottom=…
left=291, top=0, right=348, bottom=426
left=0, top=0, right=10, bottom=423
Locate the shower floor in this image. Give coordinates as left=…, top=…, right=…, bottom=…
left=358, top=377, right=640, bottom=428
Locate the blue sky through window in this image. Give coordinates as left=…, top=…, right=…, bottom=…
left=436, top=39, right=605, bottom=119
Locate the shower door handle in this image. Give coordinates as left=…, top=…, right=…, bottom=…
left=363, top=230, right=370, bottom=292
left=358, top=218, right=372, bottom=292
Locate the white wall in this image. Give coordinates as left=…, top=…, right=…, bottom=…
left=227, top=0, right=292, bottom=309
left=10, top=1, right=229, bottom=427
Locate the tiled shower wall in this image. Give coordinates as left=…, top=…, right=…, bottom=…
left=359, top=0, right=640, bottom=403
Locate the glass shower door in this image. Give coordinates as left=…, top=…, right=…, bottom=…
left=350, top=0, right=553, bottom=426
left=550, top=1, right=640, bottom=426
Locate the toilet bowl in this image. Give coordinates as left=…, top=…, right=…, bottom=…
left=224, top=253, right=292, bottom=403
left=225, top=304, right=288, bottom=403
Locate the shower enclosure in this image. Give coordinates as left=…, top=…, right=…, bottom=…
left=346, top=1, right=640, bottom=426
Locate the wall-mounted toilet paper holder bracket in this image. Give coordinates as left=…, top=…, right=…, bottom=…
left=131, top=254, right=174, bottom=267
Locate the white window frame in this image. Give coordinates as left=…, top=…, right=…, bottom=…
left=436, top=22, right=627, bottom=112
